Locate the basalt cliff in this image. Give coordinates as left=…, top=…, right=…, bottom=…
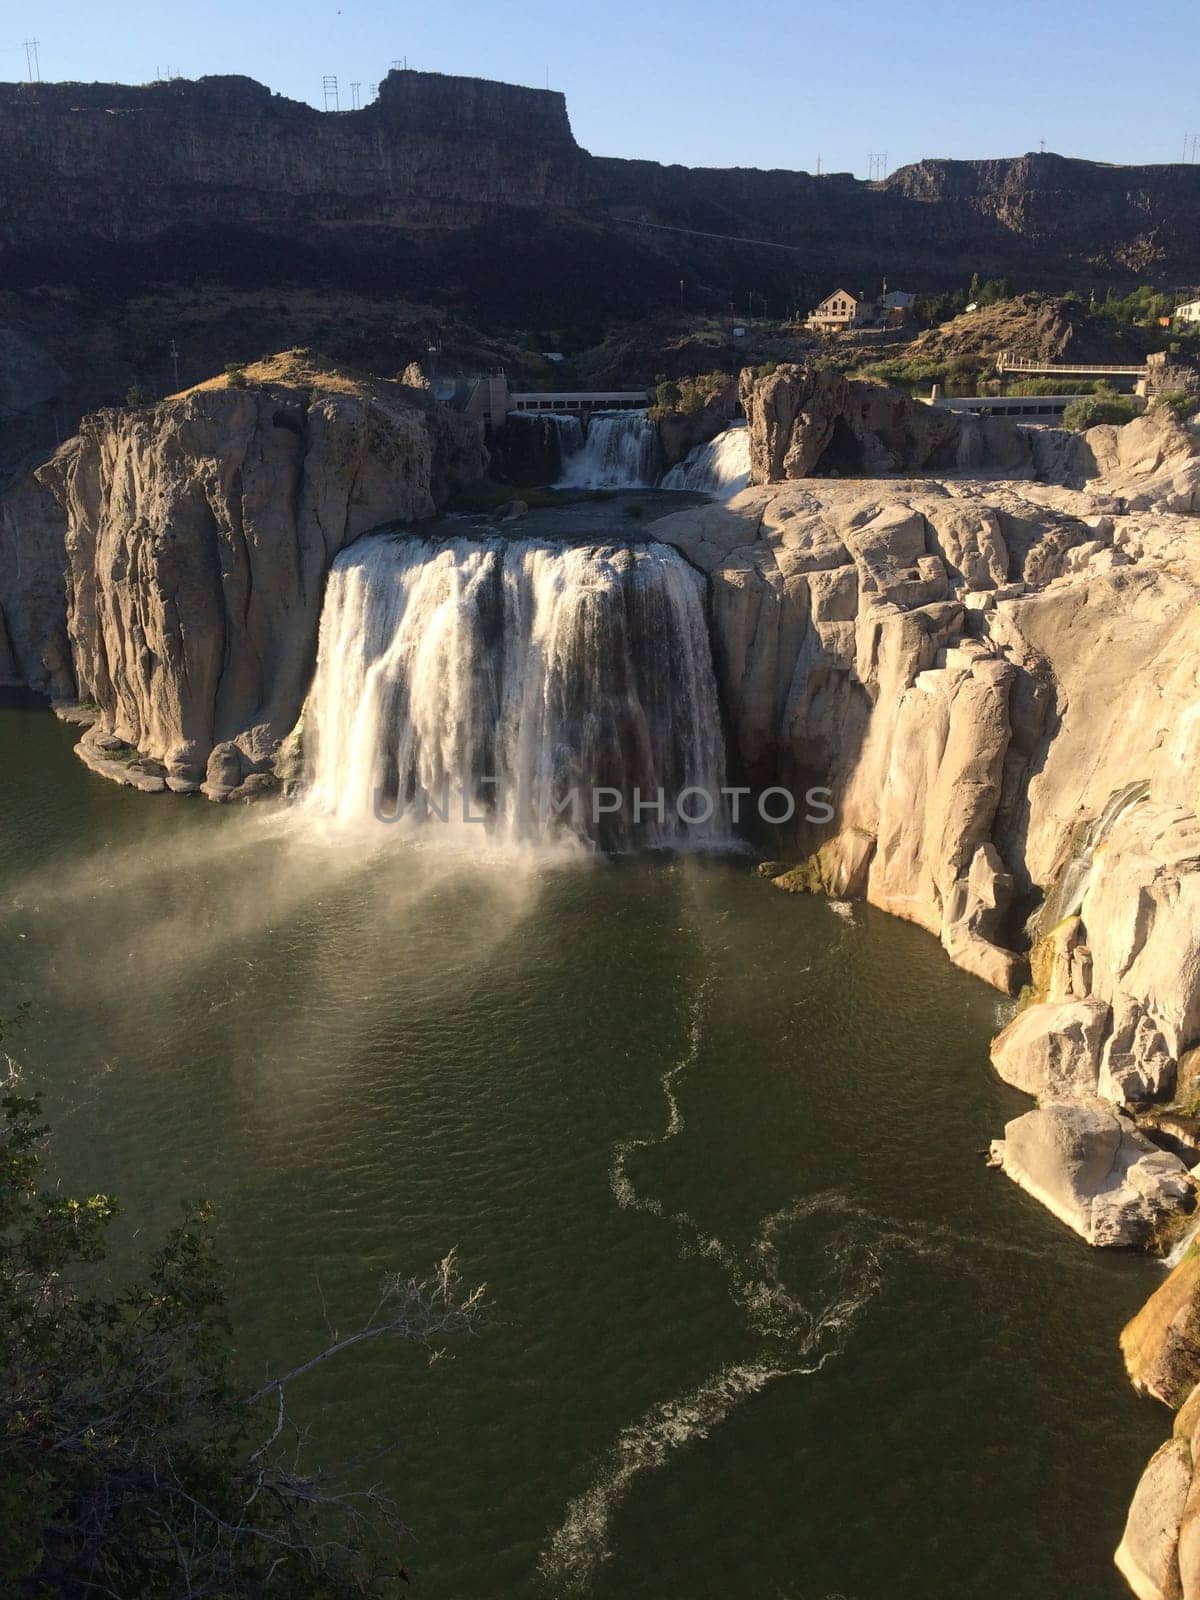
left=2, top=68, right=1199, bottom=320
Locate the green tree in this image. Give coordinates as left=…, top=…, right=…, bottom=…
left=0, top=1009, right=484, bottom=1597
left=1062, top=388, right=1139, bottom=430
left=976, top=277, right=1014, bottom=307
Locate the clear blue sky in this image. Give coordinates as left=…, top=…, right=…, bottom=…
left=4, top=0, right=1198, bottom=176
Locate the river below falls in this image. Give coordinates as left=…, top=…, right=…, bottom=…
left=0, top=695, right=1168, bottom=1599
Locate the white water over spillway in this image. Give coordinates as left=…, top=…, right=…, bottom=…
left=557, top=410, right=662, bottom=489
left=661, top=423, right=751, bottom=498
left=511, top=410, right=585, bottom=455
left=303, top=533, right=728, bottom=849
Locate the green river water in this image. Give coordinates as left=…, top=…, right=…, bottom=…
left=0, top=695, right=1167, bottom=1599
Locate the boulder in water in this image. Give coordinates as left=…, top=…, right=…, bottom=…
left=990, top=999, right=1111, bottom=1097
left=988, top=1098, right=1193, bottom=1248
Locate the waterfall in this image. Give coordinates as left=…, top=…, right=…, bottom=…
left=1037, top=780, right=1150, bottom=932
left=304, top=533, right=728, bottom=850
left=505, top=411, right=584, bottom=481
left=661, top=424, right=751, bottom=497
left=557, top=411, right=662, bottom=490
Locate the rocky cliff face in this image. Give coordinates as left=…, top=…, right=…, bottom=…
left=0, top=71, right=590, bottom=245
left=3, top=71, right=1198, bottom=324
left=738, top=363, right=964, bottom=482
left=650, top=400, right=1200, bottom=1266
left=32, top=356, right=485, bottom=798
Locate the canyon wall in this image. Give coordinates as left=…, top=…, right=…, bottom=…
left=3, top=70, right=1199, bottom=317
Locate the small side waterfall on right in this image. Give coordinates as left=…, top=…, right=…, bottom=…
left=302, top=533, right=728, bottom=851
left=661, top=423, right=751, bottom=498
left=557, top=411, right=662, bottom=489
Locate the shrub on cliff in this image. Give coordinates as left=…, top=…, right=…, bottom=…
left=648, top=371, right=731, bottom=421
left=1062, top=388, right=1139, bottom=430
left=0, top=1008, right=484, bottom=1597
left=1160, top=389, right=1200, bottom=422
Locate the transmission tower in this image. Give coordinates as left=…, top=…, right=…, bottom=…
left=867, top=151, right=888, bottom=180
left=350, top=81, right=361, bottom=109
left=22, top=38, right=40, bottom=82
left=322, top=75, right=339, bottom=112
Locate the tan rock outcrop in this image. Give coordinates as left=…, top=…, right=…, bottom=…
left=36, top=358, right=485, bottom=796
left=988, top=1099, right=1193, bottom=1248
left=990, top=998, right=1110, bottom=1097
left=1123, top=1250, right=1200, bottom=1410
left=1115, top=1436, right=1190, bottom=1600
left=738, top=363, right=962, bottom=485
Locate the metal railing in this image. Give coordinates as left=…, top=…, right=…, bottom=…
left=996, top=351, right=1147, bottom=375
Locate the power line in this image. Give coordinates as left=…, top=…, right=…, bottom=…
left=350, top=81, right=361, bottom=110
left=867, top=151, right=887, bottom=180
left=22, top=37, right=40, bottom=82
left=321, top=74, right=339, bottom=112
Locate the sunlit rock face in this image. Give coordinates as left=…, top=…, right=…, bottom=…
left=36, top=369, right=485, bottom=798
left=649, top=402, right=1200, bottom=1290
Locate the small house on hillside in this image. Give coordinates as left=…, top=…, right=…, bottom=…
left=805, top=289, right=877, bottom=332
left=1174, top=299, right=1200, bottom=326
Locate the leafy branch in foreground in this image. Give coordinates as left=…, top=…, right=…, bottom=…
left=0, top=1010, right=486, bottom=1598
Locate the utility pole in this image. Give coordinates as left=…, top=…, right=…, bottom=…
left=22, top=39, right=40, bottom=82
left=350, top=81, right=361, bottom=109
left=868, top=152, right=887, bottom=181
left=322, top=75, right=339, bottom=112
left=816, top=152, right=822, bottom=176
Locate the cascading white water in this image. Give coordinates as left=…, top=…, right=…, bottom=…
left=660, top=423, right=751, bottom=498
left=557, top=411, right=662, bottom=489
left=304, top=533, right=728, bottom=849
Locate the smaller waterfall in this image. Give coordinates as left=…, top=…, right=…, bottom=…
left=1037, top=780, right=1150, bottom=932
left=508, top=411, right=584, bottom=460
left=661, top=423, right=751, bottom=498
left=558, top=411, right=662, bottom=490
